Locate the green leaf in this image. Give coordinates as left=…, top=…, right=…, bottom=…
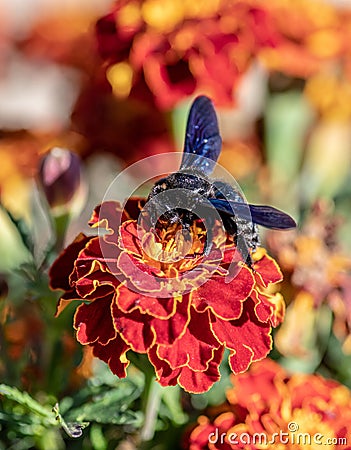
left=63, top=384, right=143, bottom=427
left=67, top=393, right=142, bottom=426
left=0, top=205, right=34, bottom=254
left=0, top=384, right=54, bottom=422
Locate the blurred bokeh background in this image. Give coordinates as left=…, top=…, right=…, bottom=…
left=1, top=0, right=351, bottom=448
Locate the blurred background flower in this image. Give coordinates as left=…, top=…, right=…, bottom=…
left=186, top=358, right=351, bottom=449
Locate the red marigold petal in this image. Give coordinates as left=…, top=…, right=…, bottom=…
left=178, top=347, right=223, bottom=393
left=152, top=294, right=191, bottom=345
left=74, top=295, right=116, bottom=345
left=124, top=198, right=146, bottom=221
left=112, top=300, right=154, bottom=353
left=192, top=265, right=254, bottom=320
left=118, top=221, right=143, bottom=256
left=89, top=201, right=144, bottom=249
left=115, top=283, right=177, bottom=318
left=228, top=347, right=255, bottom=375
left=149, top=346, right=224, bottom=393
left=89, top=199, right=144, bottom=226
left=89, top=201, right=124, bottom=229
left=92, top=335, right=130, bottom=378
left=157, top=308, right=220, bottom=371
left=49, top=233, right=91, bottom=291
left=117, top=251, right=165, bottom=293
left=72, top=237, right=121, bottom=299
left=252, top=290, right=273, bottom=323
left=148, top=346, right=178, bottom=386
left=75, top=278, right=115, bottom=300
left=210, top=297, right=273, bottom=374
left=75, top=236, right=121, bottom=278
left=221, top=245, right=244, bottom=266
left=252, top=290, right=285, bottom=327
left=253, top=252, right=283, bottom=287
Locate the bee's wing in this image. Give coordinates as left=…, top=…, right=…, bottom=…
left=209, top=199, right=296, bottom=229
left=180, top=96, right=222, bottom=176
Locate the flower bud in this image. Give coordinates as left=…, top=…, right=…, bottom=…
left=38, top=148, right=83, bottom=213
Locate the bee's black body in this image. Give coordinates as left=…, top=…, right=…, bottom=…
left=147, top=96, right=296, bottom=263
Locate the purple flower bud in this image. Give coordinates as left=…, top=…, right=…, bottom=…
left=38, top=148, right=82, bottom=211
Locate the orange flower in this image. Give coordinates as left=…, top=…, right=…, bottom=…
left=49, top=199, right=285, bottom=393
left=260, top=0, right=347, bottom=79
left=186, top=358, right=351, bottom=448
left=95, top=0, right=278, bottom=108
left=267, top=201, right=351, bottom=353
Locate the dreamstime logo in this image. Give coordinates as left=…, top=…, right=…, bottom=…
left=99, top=152, right=253, bottom=298
left=208, top=422, right=348, bottom=447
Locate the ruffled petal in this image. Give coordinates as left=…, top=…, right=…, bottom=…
left=117, top=251, right=165, bottom=293
left=92, top=335, right=131, bottom=378
left=75, top=236, right=121, bottom=279
left=112, top=302, right=155, bottom=353
left=74, top=295, right=116, bottom=345
left=253, top=289, right=285, bottom=327
left=89, top=199, right=145, bottom=227
left=118, top=220, right=144, bottom=256
left=71, top=237, right=123, bottom=299
left=115, top=283, right=178, bottom=318
left=149, top=345, right=224, bottom=394
left=156, top=308, right=220, bottom=371
left=89, top=201, right=125, bottom=230
left=112, top=291, right=191, bottom=352
left=192, top=265, right=254, bottom=319
left=49, top=233, right=91, bottom=290
left=210, top=297, right=273, bottom=374
left=151, top=294, right=191, bottom=345
left=253, top=251, right=283, bottom=287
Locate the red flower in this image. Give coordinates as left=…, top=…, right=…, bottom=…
left=95, top=0, right=278, bottom=109
left=186, top=359, right=351, bottom=448
left=49, top=199, right=284, bottom=393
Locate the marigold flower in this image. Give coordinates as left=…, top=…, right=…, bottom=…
left=186, top=358, right=351, bottom=448
left=95, top=0, right=278, bottom=108
left=260, top=0, right=346, bottom=79
left=49, top=198, right=285, bottom=393
left=267, top=201, right=351, bottom=355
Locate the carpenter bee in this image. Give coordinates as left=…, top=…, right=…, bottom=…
left=147, top=96, right=296, bottom=263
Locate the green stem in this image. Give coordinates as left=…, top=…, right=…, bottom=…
left=53, top=213, right=70, bottom=252
left=140, top=371, right=162, bottom=442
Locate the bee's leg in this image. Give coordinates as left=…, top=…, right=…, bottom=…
left=229, top=218, right=254, bottom=268
left=204, top=228, right=214, bottom=255
left=238, top=238, right=253, bottom=269
left=221, top=215, right=236, bottom=235
left=234, top=233, right=253, bottom=267
left=221, top=215, right=250, bottom=265
left=179, top=211, right=195, bottom=244
left=251, top=224, right=260, bottom=252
